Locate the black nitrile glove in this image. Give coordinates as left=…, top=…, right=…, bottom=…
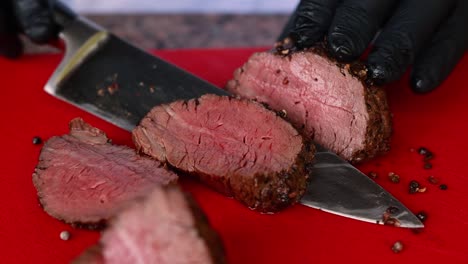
left=0, top=0, right=58, bottom=59
left=279, top=0, right=468, bottom=93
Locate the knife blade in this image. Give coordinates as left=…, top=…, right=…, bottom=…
left=303, top=144, right=423, bottom=228
left=45, top=2, right=423, bottom=228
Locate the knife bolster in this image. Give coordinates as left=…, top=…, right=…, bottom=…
left=45, top=17, right=109, bottom=96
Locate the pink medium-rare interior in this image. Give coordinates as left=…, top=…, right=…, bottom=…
left=102, top=186, right=213, bottom=264
left=133, top=95, right=303, bottom=177
left=227, top=52, right=369, bottom=158
left=34, top=119, right=177, bottom=223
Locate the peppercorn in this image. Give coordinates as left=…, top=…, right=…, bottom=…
left=424, top=162, right=432, bottom=169
left=278, top=109, right=287, bottom=118
left=382, top=211, right=401, bottom=227
left=416, top=211, right=427, bottom=222
left=392, top=241, right=403, bottom=253
left=32, top=136, right=42, bottom=145
left=388, top=172, right=400, bottom=183
left=368, top=171, right=378, bottom=179
left=425, top=153, right=433, bottom=160
left=418, top=147, right=428, bottom=155
left=409, top=180, right=420, bottom=194
left=439, top=184, right=448, bottom=190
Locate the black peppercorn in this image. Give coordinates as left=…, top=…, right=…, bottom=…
left=368, top=171, right=378, bottom=179
left=424, top=162, right=432, bottom=169
left=439, top=184, right=448, bottom=190
left=416, top=211, right=427, bottom=222
left=388, top=172, right=400, bottom=183
left=409, top=180, right=420, bottom=194
left=418, top=147, right=428, bottom=155
left=424, top=152, right=434, bottom=160
left=32, top=136, right=42, bottom=145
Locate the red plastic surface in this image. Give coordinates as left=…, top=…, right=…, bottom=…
left=0, top=48, right=467, bottom=263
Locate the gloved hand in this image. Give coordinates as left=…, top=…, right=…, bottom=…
left=0, top=0, right=58, bottom=58
left=279, top=0, right=468, bottom=93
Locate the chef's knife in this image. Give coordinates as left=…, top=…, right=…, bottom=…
left=45, top=2, right=423, bottom=228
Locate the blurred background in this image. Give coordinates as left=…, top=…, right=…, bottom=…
left=28, top=0, right=299, bottom=53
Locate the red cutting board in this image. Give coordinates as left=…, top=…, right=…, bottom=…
left=0, top=48, right=467, bottom=264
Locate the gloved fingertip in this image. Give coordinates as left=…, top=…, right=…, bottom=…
left=410, top=75, right=437, bottom=94
left=289, top=30, right=322, bottom=50
left=327, top=39, right=354, bottom=62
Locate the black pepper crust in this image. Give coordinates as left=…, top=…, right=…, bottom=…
left=169, top=140, right=315, bottom=213
left=185, top=194, right=226, bottom=264
left=274, top=38, right=392, bottom=163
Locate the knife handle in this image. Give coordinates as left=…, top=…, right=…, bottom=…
left=51, top=1, right=78, bottom=30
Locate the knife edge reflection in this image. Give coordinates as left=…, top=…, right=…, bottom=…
left=301, top=151, right=424, bottom=228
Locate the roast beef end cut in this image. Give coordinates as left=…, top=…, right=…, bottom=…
left=226, top=48, right=391, bottom=162
left=133, top=94, right=314, bottom=212
left=74, top=186, right=225, bottom=264
left=33, top=118, right=178, bottom=228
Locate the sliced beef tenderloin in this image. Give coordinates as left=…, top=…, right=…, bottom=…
left=132, top=94, right=314, bottom=213
left=226, top=48, right=392, bottom=162
left=74, top=185, right=225, bottom=264
left=72, top=245, right=104, bottom=264
left=33, top=118, right=178, bottom=229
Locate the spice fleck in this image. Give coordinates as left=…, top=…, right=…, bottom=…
left=32, top=136, right=42, bottom=145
